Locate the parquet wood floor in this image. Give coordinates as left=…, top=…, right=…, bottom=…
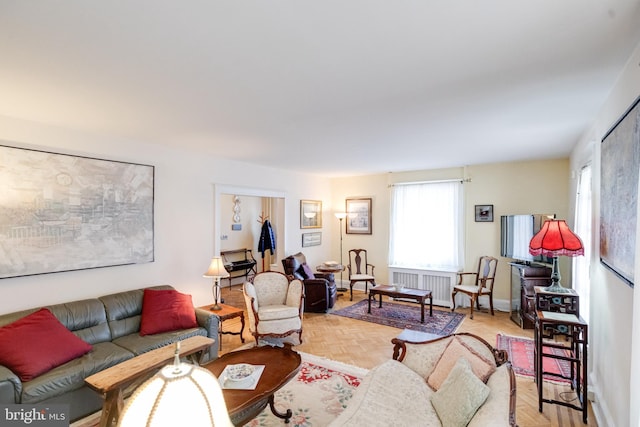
left=218, top=284, right=596, bottom=426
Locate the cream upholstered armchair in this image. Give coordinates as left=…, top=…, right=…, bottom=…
left=242, top=271, right=304, bottom=346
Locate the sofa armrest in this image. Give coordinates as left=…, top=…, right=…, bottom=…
left=0, top=365, right=21, bottom=404
left=194, top=308, right=220, bottom=363
left=468, top=363, right=517, bottom=427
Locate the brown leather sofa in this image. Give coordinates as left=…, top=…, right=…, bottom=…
left=282, top=252, right=338, bottom=313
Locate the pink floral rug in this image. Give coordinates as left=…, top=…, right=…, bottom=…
left=246, top=352, right=368, bottom=426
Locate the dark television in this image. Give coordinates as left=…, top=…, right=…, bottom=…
left=500, top=214, right=555, bottom=263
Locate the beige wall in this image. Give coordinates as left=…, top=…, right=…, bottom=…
left=330, top=160, right=569, bottom=306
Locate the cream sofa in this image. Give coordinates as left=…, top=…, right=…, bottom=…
left=329, top=333, right=517, bottom=427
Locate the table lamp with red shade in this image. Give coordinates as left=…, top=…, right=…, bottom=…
left=529, top=219, right=584, bottom=293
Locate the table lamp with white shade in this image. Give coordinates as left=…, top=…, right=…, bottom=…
left=204, top=257, right=230, bottom=311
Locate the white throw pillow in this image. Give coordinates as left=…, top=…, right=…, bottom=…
left=430, top=357, right=490, bottom=427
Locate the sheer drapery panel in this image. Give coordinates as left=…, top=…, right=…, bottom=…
left=389, top=181, right=463, bottom=271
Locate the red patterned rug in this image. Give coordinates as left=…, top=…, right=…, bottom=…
left=331, top=299, right=465, bottom=336
left=496, top=333, right=572, bottom=384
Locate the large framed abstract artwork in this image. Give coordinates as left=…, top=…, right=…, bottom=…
left=600, top=95, right=640, bottom=288
left=0, top=145, right=155, bottom=278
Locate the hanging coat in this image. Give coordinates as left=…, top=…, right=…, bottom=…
left=258, top=220, right=276, bottom=258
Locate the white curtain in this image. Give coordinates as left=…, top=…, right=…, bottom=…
left=573, top=164, right=592, bottom=322
left=389, top=181, right=463, bottom=270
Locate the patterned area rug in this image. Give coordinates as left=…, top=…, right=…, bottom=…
left=71, top=352, right=367, bottom=427
left=496, top=333, right=572, bottom=384
left=247, top=352, right=367, bottom=426
left=330, top=299, right=465, bottom=335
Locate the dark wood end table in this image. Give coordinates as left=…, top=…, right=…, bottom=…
left=200, top=303, right=246, bottom=350
left=368, top=285, right=433, bottom=323
left=204, top=345, right=302, bottom=425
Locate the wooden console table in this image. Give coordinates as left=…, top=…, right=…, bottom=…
left=85, top=336, right=214, bottom=427
left=221, top=248, right=257, bottom=288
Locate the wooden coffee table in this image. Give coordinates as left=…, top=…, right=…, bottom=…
left=368, top=285, right=433, bottom=323
left=204, top=345, right=302, bottom=425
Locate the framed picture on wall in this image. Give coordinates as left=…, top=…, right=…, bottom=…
left=0, top=144, right=154, bottom=278
left=475, top=204, right=494, bottom=222
left=300, top=200, right=322, bottom=229
left=346, top=198, right=372, bottom=234
left=600, top=95, right=640, bottom=288
left=302, top=232, right=322, bottom=247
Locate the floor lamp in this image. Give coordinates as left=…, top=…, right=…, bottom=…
left=335, top=212, right=348, bottom=291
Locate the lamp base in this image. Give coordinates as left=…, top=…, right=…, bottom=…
left=210, top=304, right=222, bottom=311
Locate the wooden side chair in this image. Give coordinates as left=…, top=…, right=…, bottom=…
left=451, top=256, right=498, bottom=319
left=347, top=249, right=376, bottom=301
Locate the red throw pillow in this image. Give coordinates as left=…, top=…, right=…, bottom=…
left=0, top=308, right=93, bottom=382
left=140, top=289, right=198, bottom=336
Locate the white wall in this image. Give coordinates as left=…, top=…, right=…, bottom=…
left=570, top=40, right=640, bottom=427
left=0, top=115, right=333, bottom=313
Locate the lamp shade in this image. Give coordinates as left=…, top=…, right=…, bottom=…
left=203, top=257, right=230, bottom=278
left=529, top=219, right=584, bottom=257
left=334, top=212, right=347, bottom=220
left=118, top=362, right=233, bottom=427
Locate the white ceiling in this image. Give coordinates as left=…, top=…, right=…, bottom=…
left=1, top=1, right=640, bottom=177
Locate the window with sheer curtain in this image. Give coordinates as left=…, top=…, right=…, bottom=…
left=389, top=181, right=464, bottom=271
left=573, top=165, right=592, bottom=322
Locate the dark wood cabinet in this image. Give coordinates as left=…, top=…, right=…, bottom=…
left=510, top=263, right=551, bottom=329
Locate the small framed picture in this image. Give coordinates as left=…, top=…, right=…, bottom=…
left=302, top=232, right=322, bottom=247
left=346, top=198, right=372, bottom=234
left=475, top=205, right=494, bottom=222
left=300, top=200, right=322, bottom=229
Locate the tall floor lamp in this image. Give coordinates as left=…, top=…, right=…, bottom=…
left=335, top=212, right=348, bottom=291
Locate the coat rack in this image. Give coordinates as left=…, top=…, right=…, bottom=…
left=257, top=213, right=275, bottom=272
left=257, top=213, right=269, bottom=224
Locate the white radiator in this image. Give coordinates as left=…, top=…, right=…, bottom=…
left=388, top=266, right=465, bottom=308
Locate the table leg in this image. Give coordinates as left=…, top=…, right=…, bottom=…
left=420, top=298, right=425, bottom=323
left=535, top=321, right=543, bottom=412
left=99, top=389, right=123, bottom=427
left=240, top=313, right=246, bottom=343
left=367, top=292, right=373, bottom=314
left=429, top=293, right=433, bottom=316
left=268, top=394, right=293, bottom=423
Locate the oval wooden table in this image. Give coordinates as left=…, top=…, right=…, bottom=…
left=203, top=345, right=302, bottom=425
